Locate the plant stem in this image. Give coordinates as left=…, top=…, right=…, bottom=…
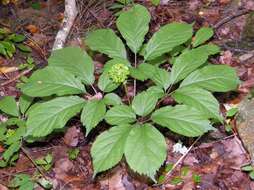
left=91, top=84, right=98, bottom=94
left=133, top=53, right=137, bottom=96
left=123, top=83, right=130, bottom=105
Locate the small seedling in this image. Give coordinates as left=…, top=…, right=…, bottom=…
left=192, top=173, right=201, bottom=184
left=241, top=165, right=254, bottom=180
left=35, top=153, right=53, bottom=171
left=68, top=148, right=80, bottom=160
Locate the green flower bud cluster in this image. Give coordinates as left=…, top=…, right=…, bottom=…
left=108, top=63, right=130, bottom=83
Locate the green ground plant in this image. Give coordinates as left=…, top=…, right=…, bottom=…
left=0, top=4, right=239, bottom=182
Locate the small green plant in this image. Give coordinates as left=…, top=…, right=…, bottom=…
left=0, top=95, right=33, bottom=167
left=9, top=174, right=35, bottom=190
left=241, top=165, right=254, bottom=180
left=68, top=148, right=80, bottom=160
left=0, top=28, right=31, bottom=58
left=35, top=153, right=53, bottom=171
left=0, top=4, right=239, bottom=182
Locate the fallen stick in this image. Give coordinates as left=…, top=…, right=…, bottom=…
left=52, top=0, right=78, bottom=50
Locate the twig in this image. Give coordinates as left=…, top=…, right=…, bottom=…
left=0, top=68, right=32, bottom=87
left=213, top=9, right=251, bottom=29
left=20, top=146, right=47, bottom=179
left=52, top=0, right=78, bottom=50
left=162, top=136, right=202, bottom=184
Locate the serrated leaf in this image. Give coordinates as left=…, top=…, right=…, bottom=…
left=26, top=96, right=85, bottom=137
left=192, top=27, right=214, bottom=47
left=21, top=67, right=85, bottom=97
left=105, top=105, right=136, bottom=125
left=48, top=47, right=95, bottom=84
left=130, top=63, right=155, bottom=81
left=81, top=99, right=106, bottom=135
left=124, top=124, right=167, bottom=180
left=91, top=125, right=132, bottom=175
left=132, top=91, right=158, bottom=116
left=172, top=87, right=222, bottom=121
left=116, top=4, right=150, bottom=53
left=144, top=23, right=193, bottom=60
left=98, top=72, right=119, bottom=92
left=103, top=93, right=122, bottom=106
left=180, top=65, right=239, bottom=92
left=146, top=86, right=165, bottom=99
left=151, top=67, right=171, bottom=90
left=19, top=95, right=34, bottom=114
left=86, top=29, right=126, bottom=59
left=170, top=46, right=208, bottom=84
left=152, top=105, right=214, bottom=137
left=0, top=96, right=19, bottom=117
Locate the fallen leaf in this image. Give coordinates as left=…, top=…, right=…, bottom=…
left=25, top=24, right=39, bottom=34
left=64, top=126, right=80, bottom=147
left=0, top=66, right=18, bottom=74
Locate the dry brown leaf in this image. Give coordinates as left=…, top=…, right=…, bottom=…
left=26, top=24, right=39, bottom=34
left=0, top=66, right=18, bottom=74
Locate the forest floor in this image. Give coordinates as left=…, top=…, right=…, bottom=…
left=1, top=0, right=254, bottom=189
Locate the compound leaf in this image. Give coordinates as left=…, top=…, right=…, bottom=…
left=180, top=65, right=239, bottom=92
left=48, top=47, right=94, bottom=84
left=105, top=105, right=136, bottom=125
left=26, top=96, right=85, bottom=137
left=91, top=125, right=132, bottom=175
left=152, top=105, right=214, bottom=137
left=21, top=67, right=85, bottom=97
left=144, top=23, right=193, bottom=60
left=86, top=29, right=127, bottom=59
left=124, top=124, right=167, bottom=180
left=117, top=4, right=150, bottom=53
left=81, top=99, right=106, bottom=135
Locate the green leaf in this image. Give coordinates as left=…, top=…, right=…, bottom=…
left=103, top=58, right=130, bottom=72
left=105, top=105, right=136, bottom=125
left=192, top=27, right=214, bottom=47
left=170, top=46, right=208, bottom=84
left=91, top=125, right=132, bottom=175
left=10, top=174, right=34, bottom=190
left=103, top=93, right=122, bottom=106
left=124, top=124, right=167, bottom=180
left=172, top=87, right=222, bottom=121
left=19, top=95, right=34, bottom=114
left=249, top=171, right=254, bottom=180
left=11, top=34, right=26, bottom=43
left=180, top=65, right=239, bottom=92
left=151, top=105, right=214, bottom=137
left=132, top=91, right=158, bottom=116
left=146, top=86, right=165, bottom=99
left=130, top=63, right=155, bottom=81
left=151, top=67, right=171, bottom=90
left=241, top=165, right=253, bottom=172
left=201, top=44, right=220, bottom=55
left=26, top=96, right=85, bottom=138
left=226, top=107, right=238, bottom=117
left=86, top=29, right=126, bottom=59
left=151, top=0, right=160, bottom=6
left=21, top=67, right=85, bottom=97
left=6, top=127, right=26, bottom=145
left=81, top=99, right=106, bottom=135
left=16, top=44, right=32, bottom=52
left=116, top=4, right=150, bottom=53
left=0, top=96, right=19, bottom=117
left=1, top=41, right=15, bottom=53
left=68, top=148, right=80, bottom=160
left=98, top=72, right=119, bottom=92
left=144, top=23, right=193, bottom=60
left=3, top=141, right=21, bottom=161
left=48, top=47, right=95, bottom=84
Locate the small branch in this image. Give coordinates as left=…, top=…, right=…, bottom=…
left=213, top=9, right=251, bottom=29
left=20, top=146, right=48, bottom=179
left=52, top=0, right=78, bottom=50
left=0, top=68, right=32, bottom=87
left=162, top=136, right=202, bottom=185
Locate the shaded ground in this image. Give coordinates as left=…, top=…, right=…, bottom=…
left=1, top=0, right=254, bottom=189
